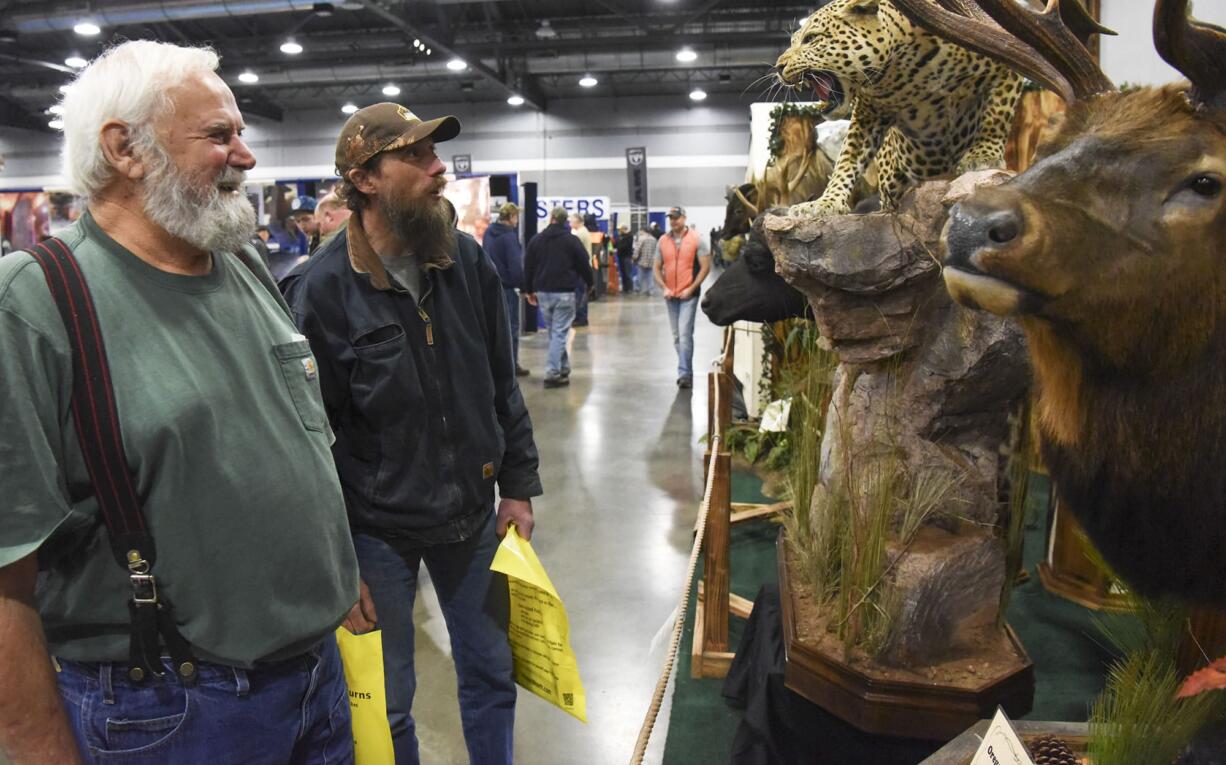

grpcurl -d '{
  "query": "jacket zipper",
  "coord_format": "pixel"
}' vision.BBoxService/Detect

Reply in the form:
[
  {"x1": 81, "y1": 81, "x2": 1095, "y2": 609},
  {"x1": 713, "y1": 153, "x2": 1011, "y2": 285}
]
[
  {"x1": 417, "y1": 305, "x2": 434, "y2": 346},
  {"x1": 416, "y1": 277, "x2": 435, "y2": 346}
]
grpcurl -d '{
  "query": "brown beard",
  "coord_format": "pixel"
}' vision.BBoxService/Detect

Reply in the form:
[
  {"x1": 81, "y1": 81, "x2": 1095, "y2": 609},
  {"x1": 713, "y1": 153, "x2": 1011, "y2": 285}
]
[{"x1": 378, "y1": 186, "x2": 454, "y2": 269}]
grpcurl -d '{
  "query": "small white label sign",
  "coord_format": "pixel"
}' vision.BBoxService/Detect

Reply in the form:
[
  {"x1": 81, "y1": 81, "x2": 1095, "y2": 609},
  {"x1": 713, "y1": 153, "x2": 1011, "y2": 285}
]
[{"x1": 970, "y1": 708, "x2": 1034, "y2": 765}]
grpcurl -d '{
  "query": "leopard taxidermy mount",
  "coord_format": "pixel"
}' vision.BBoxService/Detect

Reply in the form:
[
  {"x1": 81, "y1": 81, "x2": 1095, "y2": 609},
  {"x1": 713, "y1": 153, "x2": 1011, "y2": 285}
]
[{"x1": 775, "y1": 0, "x2": 1025, "y2": 216}]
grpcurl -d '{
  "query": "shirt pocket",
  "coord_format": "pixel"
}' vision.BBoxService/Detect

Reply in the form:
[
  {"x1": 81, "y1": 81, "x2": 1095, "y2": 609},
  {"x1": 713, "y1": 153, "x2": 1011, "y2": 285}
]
[{"x1": 273, "y1": 340, "x2": 328, "y2": 433}]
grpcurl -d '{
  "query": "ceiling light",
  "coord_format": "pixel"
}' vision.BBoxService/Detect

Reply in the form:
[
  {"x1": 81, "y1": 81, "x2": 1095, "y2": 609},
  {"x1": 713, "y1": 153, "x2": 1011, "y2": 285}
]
[
  {"x1": 507, "y1": 94, "x2": 525, "y2": 106},
  {"x1": 280, "y1": 39, "x2": 303, "y2": 55},
  {"x1": 59, "y1": 84, "x2": 73, "y2": 94},
  {"x1": 341, "y1": 103, "x2": 358, "y2": 114},
  {"x1": 460, "y1": 81, "x2": 474, "y2": 92},
  {"x1": 312, "y1": 2, "x2": 335, "y2": 16},
  {"x1": 535, "y1": 20, "x2": 557, "y2": 39},
  {"x1": 579, "y1": 74, "x2": 598, "y2": 88},
  {"x1": 0, "y1": 29, "x2": 18, "y2": 44},
  {"x1": 425, "y1": 48, "x2": 431, "y2": 55},
  {"x1": 689, "y1": 88, "x2": 707, "y2": 101},
  {"x1": 65, "y1": 55, "x2": 87, "y2": 68},
  {"x1": 413, "y1": 38, "x2": 420, "y2": 47},
  {"x1": 676, "y1": 47, "x2": 697, "y2": 63},
  {"x1": 238, "y1": 70, "x2": 259, "y2": 84},
  {"x1": 447, "y1": 58, "x2": 467, "y2": 72},
  {"x1": 47, "y1": 104, "x2": 64, "y2": 115},
  {"x1": 48, "y1": 118, "x2": 64, "y2": 130},
  {"x1": 73, "y1": 21, "x2": 101, "y2": 37},
  {"x1": 382, "y1": 83, "x2": 400, "y2": 96}
]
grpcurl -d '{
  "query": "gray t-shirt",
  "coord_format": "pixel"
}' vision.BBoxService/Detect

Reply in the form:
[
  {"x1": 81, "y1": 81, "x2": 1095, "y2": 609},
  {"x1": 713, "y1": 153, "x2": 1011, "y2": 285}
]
[
  {"x1": 0, "y1": 212, "x2": 358, "y2": 667},
  {"x1": 379, "y1": 252, "x2": 425, "y2": 303}
]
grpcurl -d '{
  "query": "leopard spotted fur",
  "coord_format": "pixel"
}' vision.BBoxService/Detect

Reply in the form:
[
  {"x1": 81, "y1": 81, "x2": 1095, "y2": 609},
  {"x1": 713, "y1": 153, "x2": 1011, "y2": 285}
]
[{"x1": 776, "y1": 0, "x2": 1023, "y2": 216}]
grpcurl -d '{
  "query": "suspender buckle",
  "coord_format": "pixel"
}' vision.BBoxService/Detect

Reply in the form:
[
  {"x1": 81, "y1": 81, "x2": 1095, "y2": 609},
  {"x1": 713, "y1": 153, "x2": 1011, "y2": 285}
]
[{"x1": 130, "y1": 573, "x2": 158, "y2": 604}]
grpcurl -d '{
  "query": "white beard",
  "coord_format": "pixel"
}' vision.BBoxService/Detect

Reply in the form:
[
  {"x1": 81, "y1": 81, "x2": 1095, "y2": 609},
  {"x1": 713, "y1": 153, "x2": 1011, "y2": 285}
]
[{"x1": 140, "y1": 144, "x2": 256, "y2": 253}]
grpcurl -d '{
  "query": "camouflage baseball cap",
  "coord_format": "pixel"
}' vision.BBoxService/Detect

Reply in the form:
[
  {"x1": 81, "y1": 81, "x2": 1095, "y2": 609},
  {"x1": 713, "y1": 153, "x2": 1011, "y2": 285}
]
[{"x1": 335, "y1": 102, "x2": 461, "y2": 176}]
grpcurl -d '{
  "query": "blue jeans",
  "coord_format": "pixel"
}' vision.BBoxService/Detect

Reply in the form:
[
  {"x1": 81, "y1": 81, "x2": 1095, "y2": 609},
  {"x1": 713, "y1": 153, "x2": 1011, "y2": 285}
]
[
  {"x1": 638, "y1": 266, "x2": 655, "y2": 296},
  {"x1": 537, "y1": 291, "x2": 575, "y2": 379},
  {"x1": 574, "y1": 282, "x2": 589, "y2": 324},
  {"x1": 666, "y1": 295, "x2": 700, "y2": 380},
  {"x1": 352, "y1": 510, "x2": 514, "y2": 765},
  {"x1": 502, "y1": 286, "x2": 521, "y2": 367},
  {"x1": 56, "y1": 638, "x2": 351, "y2": 764}
]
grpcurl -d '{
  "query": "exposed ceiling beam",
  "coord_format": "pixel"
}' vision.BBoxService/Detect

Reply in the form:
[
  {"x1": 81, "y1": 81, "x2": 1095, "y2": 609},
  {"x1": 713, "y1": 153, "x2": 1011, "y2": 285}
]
[
  {"x1": 670, "y1": 0, "x2": 728, "y2": 33},
  {"x1": 591, "y1": 0, "x2": 651, "y2": 35},
  {"x1": 234, "y1": 91, "x2": 285, "y2": 122},
  {"x1": 0, "y1": 93, "x2": 51, "y2": 132},
  {"x1": 353, "y1": 0, "x2": 542, "y2": 109}
]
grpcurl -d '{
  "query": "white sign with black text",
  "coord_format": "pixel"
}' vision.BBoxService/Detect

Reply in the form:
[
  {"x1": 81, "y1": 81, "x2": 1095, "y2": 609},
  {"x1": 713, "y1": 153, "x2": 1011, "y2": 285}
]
[
  {"x1": 970, "y1": 708, "x2": 1034, "y2": 765},
  {"x1": 534, "y1": 196, "x2": 610, "y2": 222}
]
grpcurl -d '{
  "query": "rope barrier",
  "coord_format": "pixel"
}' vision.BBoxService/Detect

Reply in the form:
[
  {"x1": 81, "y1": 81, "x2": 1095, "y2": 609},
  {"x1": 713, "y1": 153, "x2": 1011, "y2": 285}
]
[{"x1": 629, "y1": 358, "x2": 725, "y2": 764}]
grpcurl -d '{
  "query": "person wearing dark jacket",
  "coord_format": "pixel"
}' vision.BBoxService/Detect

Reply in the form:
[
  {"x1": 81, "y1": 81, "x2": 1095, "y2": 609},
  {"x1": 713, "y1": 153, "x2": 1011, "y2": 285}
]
[
  {"x1": 524, "y1": 206, "x2": 595, "y2": 388},
  {"x1": 482, "y1": 202, "x2": 530, "y2": 377},
  {"x1": 281, "y1": 102, "x2": 541, "y2": 765},
  {"x1": 615, "y1": 223, "x2": 635, "y2": 294}
]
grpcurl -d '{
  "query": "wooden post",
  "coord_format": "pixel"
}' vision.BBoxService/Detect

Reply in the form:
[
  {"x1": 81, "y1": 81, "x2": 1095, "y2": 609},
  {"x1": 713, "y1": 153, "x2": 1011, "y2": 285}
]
[
  {"x1": 691, "y1": 327, "x2": 745, "y2": 677},
  {"x1": 703, "y1": 451, "x2": 732, "y2": 653}
]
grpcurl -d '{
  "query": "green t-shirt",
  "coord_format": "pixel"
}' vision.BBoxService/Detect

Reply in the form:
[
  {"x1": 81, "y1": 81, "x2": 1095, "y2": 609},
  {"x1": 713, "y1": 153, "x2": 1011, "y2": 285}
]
[{"x1": 0, "y1": 212, "x2": 359, "y2": 668}]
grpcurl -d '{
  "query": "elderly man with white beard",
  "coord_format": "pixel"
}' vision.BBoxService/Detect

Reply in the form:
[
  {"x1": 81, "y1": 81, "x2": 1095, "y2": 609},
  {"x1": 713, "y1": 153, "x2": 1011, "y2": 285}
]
[{"x1": 0, "y1": 41, "x2": 360, "y2": 765}]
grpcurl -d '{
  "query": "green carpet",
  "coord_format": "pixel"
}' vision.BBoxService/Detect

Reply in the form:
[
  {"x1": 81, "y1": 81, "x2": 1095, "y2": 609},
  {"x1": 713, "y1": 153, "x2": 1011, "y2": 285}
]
[{"x1": 661, "y1": 470, "x2": 1119, "y2": 764}]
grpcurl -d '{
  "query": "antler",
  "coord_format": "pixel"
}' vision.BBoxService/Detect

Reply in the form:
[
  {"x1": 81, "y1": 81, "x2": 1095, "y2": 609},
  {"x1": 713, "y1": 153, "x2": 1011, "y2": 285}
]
[
  {"x1": 1154, "y1": 0, "x2": 1226, "y2": 110},
  {"x1": 892, "y1": 0, "x2": 1115, "y2": 103}
]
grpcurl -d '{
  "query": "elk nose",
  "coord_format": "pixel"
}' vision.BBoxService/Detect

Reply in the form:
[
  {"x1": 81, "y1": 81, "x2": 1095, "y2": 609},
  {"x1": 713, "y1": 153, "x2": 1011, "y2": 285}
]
[{"x1": 945, "y1": 203, "x2": 1023, "y2": 269}]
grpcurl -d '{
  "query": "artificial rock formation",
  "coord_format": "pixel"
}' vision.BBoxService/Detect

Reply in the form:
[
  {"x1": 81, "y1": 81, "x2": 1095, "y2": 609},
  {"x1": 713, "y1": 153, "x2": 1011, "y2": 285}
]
[{"x1": 765, "y1": 172, "x2": 1029, "y2": 666}]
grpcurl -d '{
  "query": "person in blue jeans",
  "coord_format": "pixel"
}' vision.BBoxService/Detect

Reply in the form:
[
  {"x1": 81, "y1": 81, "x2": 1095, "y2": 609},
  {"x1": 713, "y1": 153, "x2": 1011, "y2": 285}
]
[
  {"x1": 482, "y1": 202, "x2": 530, "y2": 377},
  {"x1": 524, "y1": 207, "x2": 595, "y2": 388},
  {"x1": 654, "y1": 206, "x2": 712, "y2": 388},
  {"x1": 282, "y1": 103, "x2": 543, "y2": 765}
]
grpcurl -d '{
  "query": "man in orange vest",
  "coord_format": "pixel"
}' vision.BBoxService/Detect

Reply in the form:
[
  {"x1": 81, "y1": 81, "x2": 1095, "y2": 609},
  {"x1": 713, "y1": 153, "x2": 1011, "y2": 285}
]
[{"x1": 653, "y1": 205, "x2": 711, "y2": 388}]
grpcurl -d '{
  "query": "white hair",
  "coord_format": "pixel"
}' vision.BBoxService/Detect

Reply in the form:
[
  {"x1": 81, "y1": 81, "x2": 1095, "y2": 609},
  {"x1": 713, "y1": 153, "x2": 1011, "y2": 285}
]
[{"x1": 61, "y1": 41, "x2": 220, "y2": 199}]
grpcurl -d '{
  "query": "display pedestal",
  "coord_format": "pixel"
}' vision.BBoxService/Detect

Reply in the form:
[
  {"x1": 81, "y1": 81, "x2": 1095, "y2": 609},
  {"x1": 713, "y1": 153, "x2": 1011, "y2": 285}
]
[
  {"x1": 1038, "y1": 500, "x2": 1131, "y2": 612},
  {"x1": 778, "y1": 533, "x2": 1035, "y2": 740}
]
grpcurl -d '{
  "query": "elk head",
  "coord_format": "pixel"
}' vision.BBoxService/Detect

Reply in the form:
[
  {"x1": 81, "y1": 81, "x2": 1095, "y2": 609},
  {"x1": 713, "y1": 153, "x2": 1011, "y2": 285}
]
[{"x1": 892, "y1": 0, "x2": 1226, "y2": 604}]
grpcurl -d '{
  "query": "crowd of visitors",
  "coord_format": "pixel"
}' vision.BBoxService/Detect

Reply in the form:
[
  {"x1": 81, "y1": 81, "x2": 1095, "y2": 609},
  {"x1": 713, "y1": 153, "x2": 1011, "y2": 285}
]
[{"x1": 0, "y1": 38, "x2": 715, "y2": 765}]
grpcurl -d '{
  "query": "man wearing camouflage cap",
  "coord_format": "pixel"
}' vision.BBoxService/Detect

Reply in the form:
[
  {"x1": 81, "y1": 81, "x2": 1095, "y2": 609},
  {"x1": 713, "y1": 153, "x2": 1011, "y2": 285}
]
[{"x1": 281, "y1": 103, "x2": 541, "y2": 765}]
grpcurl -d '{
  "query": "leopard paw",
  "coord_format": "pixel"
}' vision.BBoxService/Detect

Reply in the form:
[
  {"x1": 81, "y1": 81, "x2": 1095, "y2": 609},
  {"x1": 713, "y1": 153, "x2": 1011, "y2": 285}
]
[
  {"x1": 956, "y1": 153, "x2": 1005, "y2": 174},
  {"x1": 787, "y1": 199, "x2": 850, "y2": 219}
]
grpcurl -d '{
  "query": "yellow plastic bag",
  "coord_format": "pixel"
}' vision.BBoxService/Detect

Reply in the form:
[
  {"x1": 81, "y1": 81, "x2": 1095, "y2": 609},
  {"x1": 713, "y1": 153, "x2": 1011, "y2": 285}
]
[
  {"x1": 490, "y1": 526, "x2": 587, "y2": 722},
  {"x1": 334, "y1": 628, "x2": 396, "y2": 765}
]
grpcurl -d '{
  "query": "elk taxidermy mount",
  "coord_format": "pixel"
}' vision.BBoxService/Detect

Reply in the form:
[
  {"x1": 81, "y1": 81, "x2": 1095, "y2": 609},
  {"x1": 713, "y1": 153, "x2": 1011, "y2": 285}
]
[{"x1": 896, "y1": 0, "x2": 1226, "y2": 605}]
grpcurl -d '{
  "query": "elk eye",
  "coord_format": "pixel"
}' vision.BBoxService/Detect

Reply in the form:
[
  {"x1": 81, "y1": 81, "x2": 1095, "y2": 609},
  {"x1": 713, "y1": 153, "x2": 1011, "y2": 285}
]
[{"x1": 1190, "y1": 175, "x2": 1222, "y2": 198}]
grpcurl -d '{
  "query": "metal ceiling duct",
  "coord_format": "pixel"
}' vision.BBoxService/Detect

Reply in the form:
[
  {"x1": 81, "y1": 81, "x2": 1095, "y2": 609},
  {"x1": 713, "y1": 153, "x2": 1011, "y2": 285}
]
[{"x1": 10, "y1": 0, "x2": 322, "y2": 34}]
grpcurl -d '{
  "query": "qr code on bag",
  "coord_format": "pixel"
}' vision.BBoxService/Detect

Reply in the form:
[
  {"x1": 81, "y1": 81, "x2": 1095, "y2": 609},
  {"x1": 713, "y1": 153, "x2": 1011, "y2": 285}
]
[{"x1": 562, "y1": 693, "x2": 574, "y2": 707}]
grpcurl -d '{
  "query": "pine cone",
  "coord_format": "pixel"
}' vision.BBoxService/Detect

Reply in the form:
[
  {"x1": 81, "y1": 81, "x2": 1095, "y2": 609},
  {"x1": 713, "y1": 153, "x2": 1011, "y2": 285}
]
[{"x1": 1028, "y1": 735, "x2": 1078, "y2": 765}]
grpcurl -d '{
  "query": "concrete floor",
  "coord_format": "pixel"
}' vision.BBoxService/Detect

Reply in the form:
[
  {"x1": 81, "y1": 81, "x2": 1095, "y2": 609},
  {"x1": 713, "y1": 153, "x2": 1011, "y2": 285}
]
[{"x1": 409, "y1": 290, "x2": 724, "y2": 765}]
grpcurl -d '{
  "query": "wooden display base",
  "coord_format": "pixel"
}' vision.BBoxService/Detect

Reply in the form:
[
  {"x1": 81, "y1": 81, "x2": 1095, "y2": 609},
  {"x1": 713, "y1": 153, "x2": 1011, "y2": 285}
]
[
  {"x1": 779, "y1": 533, "x2": 1036, "y2": 740},
  {"x1": 1040, "y1": 502, "x2": 1132, "y2": 612},
  {"x1": 1037, "y1": 561, "x2": 1131, "y2": 612}
]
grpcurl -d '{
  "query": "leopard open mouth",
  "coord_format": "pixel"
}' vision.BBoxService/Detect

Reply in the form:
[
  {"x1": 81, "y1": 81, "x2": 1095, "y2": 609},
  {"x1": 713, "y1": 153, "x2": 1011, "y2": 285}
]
[{"x1": 806, "y1": 71, "x2": 845, "y2": 114}]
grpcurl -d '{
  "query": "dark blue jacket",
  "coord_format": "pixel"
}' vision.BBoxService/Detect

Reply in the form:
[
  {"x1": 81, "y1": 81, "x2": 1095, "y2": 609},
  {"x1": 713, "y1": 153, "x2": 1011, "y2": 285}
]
[
  {"x1": 482, "y1": 222, "x2": 524, "y2": 290},
  {"x1": 524, "y1": 223, "x2": 594, "y2": 293},
  {"x1": 280, "y1": 226, "x2": 542, "y2": 544}
]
